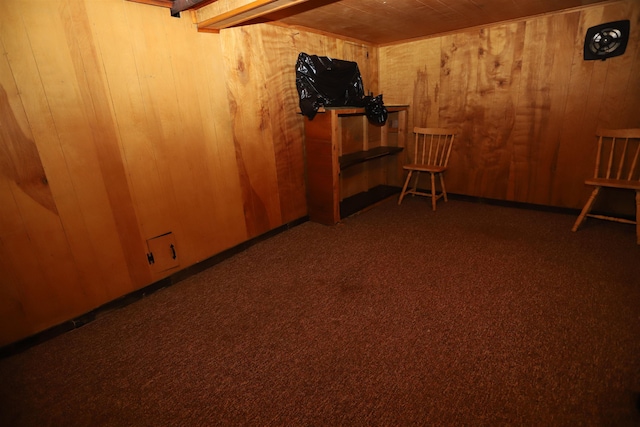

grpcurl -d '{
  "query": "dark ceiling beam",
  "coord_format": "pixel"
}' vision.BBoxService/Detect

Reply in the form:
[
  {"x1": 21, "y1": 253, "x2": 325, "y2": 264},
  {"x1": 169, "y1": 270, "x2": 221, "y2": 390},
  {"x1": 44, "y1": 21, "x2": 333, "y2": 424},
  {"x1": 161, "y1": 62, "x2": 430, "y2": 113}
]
[
  {"x1": 126, "y1": 0, "x2": 216, "y2": 17},
  {"x1": 171, "y1": 0, "x2": 215, "y2": 16}
]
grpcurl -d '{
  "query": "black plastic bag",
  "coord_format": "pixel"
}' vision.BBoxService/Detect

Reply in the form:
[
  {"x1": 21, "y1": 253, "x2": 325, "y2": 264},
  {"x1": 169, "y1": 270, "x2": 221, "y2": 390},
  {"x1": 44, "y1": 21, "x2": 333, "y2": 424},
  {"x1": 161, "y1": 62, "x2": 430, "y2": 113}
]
[
  {"x1": 295, "y1": 52, "x2": 365, "y2": 119},
  {"x1": 364, "y1": 94, "x2": 388, "y2": 126}
]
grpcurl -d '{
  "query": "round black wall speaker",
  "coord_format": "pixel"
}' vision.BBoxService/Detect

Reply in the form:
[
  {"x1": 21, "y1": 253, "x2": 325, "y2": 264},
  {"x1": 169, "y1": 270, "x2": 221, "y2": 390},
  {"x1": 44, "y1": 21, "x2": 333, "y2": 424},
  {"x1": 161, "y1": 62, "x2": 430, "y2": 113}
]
[{"x1": 583, "y1": 20, "x2": 630, "y2": 61}]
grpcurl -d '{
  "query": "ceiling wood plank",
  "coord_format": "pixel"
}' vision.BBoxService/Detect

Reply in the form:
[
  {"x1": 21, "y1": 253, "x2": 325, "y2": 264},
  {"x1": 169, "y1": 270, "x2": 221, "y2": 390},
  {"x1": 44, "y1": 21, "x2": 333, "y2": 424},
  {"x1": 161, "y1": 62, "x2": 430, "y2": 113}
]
[
  {"x1": 268, "y1": 0, "x2": 617, "y2": 45},
  {"x1": 128, "y1": 0, "x2": 618, "y2": 46}
]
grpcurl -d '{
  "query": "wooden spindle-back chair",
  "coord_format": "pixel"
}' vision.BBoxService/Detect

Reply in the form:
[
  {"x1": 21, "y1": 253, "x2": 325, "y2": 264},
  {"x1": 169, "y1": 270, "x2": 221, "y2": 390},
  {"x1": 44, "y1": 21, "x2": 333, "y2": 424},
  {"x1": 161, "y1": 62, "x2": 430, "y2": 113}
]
[
  {"x1": 398, "y1": 127, "x2": 456, "y2": 211},
  {"x1": 572, "y1": 127, "x2": 640, "y2": 244}
]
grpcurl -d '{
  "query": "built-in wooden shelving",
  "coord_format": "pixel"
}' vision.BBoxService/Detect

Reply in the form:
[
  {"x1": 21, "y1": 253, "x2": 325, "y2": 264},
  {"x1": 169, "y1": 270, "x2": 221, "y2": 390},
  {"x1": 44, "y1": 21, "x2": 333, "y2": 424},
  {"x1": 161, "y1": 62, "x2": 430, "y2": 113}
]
[{"x1": 303, "y1": 105, "x2": 409, "y2": 225}]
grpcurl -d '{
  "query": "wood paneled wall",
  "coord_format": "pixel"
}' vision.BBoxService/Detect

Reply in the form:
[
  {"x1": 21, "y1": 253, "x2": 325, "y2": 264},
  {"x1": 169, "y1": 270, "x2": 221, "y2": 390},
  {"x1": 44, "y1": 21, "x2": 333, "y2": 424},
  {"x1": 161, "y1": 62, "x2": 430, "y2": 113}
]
[
  {"x1": 219, "y1": 24, "x2": 376, "y2": 236},
  {"x1": 0, "y1": 0, "x2": 375, "y2": 346},
  {"x1": 1, "y1": 0, "x2": 638, "y2": 347},
  {"x1": 379, "y1": 0, "x2": 640, "y2": 211}
]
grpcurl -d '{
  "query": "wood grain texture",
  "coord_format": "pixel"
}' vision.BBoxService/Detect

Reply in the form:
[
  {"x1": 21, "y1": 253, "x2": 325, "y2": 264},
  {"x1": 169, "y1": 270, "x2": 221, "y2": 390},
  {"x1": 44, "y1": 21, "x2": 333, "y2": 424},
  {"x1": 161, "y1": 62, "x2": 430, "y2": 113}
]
[
  {"x1": 1, "y1": 4, "x2": 113, "y2": 316},
  {"x1": 222, "y1": 26, "x2": 284, "y2": 237},
  {"x1": 0, "y1": 84, "x2": 56, "y2": 215},
  {"x1": 270, "y1": 0, "x2": 614, "y2": 45},
  {"x1": 89, "y1": 0, "x2": 178, "y2": 244},
  {"x1": 0, "y1": 3, "x2": 106, "y2": 342},
  {"x1": 0, "y1": 0, "x2": 254, "y2": 345},
  {"x1": 63, "y1": 0, "x2": 151, "y2": 288},
  {"x1": 379, "y1": 0, "x2": 640, "y2": 209},
  {"x1": 256, "y1": 25, "x2": 308, "y2": 224},
  {"x1": 220, "y1": 23, "x2": 375, "y2": 235},
  {"x1": 304, "y1": 114, "x2": 339, "y2": 224},
  {"x1": 18, "y1": 0, "x2": 137, "y2": 303},
  {"x1": 1, "y1": 0, "x2": 638, "y2": 348}
]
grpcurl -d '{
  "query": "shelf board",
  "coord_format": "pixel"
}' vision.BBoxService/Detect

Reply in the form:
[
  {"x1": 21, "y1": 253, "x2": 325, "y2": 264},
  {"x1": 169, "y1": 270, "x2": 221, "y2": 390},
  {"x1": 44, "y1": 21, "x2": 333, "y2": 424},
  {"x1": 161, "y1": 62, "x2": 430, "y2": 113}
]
[
  {"x1": 340, "y1": 146, "x2": 403, "y2": 170},
  {"x1": 340, "y1": 185, "x2": 401, "y2": 219},
  {"x1": 315, "y1": 105, "x2": 410, "y2": 115}
]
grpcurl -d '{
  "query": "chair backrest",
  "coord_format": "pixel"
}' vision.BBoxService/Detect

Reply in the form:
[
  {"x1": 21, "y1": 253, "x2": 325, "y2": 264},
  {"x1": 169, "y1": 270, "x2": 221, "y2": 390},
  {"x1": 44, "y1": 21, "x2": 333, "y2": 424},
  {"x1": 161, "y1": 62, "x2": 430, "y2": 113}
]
[
  {"x1": 412, "y1": 127, "x2": 456, "y2": 167},
  {"x1": 592, "y1": 128, "x2": 640, "y2": 183}
]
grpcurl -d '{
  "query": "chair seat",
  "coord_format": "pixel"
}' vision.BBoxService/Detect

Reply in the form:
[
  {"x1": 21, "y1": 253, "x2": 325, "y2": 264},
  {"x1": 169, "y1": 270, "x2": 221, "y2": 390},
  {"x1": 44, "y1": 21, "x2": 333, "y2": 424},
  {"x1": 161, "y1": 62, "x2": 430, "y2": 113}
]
[
  {"x1": 585, "y1": 178, "x2": 640, "y2": 190},
  {"x1": 403, "y1": 164, "x2": 446, "y2": 173},
  {"x1": 572, "y1": 127, "x2": 640, "y2": 244}
]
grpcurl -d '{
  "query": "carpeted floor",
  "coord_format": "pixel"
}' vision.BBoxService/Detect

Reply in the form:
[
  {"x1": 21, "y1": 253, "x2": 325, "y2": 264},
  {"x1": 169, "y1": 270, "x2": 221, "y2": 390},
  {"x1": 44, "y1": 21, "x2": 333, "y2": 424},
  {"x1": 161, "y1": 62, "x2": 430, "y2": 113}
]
[{"x1": 1, "y1": 198, "x2": 639, "y2": 426}]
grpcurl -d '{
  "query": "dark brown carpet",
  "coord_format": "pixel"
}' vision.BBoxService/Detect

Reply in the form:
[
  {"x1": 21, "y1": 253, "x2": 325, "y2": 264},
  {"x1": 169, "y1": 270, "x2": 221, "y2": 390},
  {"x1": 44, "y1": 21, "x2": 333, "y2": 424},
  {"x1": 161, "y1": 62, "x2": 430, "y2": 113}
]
[{"x1": 1, "y1": 198, "x2": 639, "y2": 426}]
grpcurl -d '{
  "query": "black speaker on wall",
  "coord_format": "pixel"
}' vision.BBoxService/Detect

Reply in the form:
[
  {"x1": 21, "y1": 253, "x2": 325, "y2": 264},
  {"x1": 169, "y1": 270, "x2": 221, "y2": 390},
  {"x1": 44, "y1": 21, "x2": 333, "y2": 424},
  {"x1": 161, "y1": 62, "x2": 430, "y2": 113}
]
[{"x1": 583, "y1": 20, "x2": 630, "y2": 61}]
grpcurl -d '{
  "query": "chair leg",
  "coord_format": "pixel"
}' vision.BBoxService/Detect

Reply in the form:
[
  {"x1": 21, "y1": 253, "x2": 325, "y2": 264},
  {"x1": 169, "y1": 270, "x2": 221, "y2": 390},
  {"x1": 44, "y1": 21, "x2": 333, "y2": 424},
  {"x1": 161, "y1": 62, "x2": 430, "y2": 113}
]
[
  {"x1": 398, "y1": 171, "x2": 413, "y2": 205},
  {"x1": 439, "y1": 173, "x2": 448, "y2": 202},
  {"x1": 572, "y1": 187, "x2": 600, "y2": 232},
  {"x1": 636, "y1": 190, "x2": 640, "y2": 245},
  {"x1": 430, "y1": 172, "x2": 437, "y2": 211},
  {"x1": 411, "y1": 171, "x2": 421, "y2": 195}
]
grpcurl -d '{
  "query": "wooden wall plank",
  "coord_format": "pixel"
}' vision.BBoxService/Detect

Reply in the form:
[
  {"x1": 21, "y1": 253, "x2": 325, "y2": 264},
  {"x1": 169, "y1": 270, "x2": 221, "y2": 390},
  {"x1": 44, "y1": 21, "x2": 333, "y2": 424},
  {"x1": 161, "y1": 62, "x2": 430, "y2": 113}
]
[
  {"x1": 596, "y1": 1, "x2": 640, "y2": 129},
  {"x1": 0, "y1": 229, "x2": 62, "y2": 332},
  {"x1": 17, "y1": 1, "x2": 138, "y2": 298},
  {"x1": 378, "y1": 37, "x2": 441, "y2": 138},
  {"x1": 0, "y1": 84, "x2": 57, "y2": 215},
  {"x1": 63, "y1": 0, "x2": 151, "y2": 288},
  {"x1": 260, "y1": 25, "x2": 308, "y2": 224},
  {"x1": 0, "y1": 5, "x2": 111, "y2": 314},
  {"x1": 0, "y1": 84, "x2": 84, "y2": 333},
  {"x1": 0, "y1": 236, "x2": 30, "y2": 344},
  {"x1": 620, "y1": 8, "x2": 640, "y2": 127},
  {"x1": 120, "y1": 4, "x2": 192, "y2": 262},
  {"x1": 222, "y1": 26, "x2": 283, "y2": 237},
  {"x1": 0, "y1": 80, "x2": 87, "y2": 320},
  {"x1": 163, "y1": 13, "x2": 231, "y2": 260},
  {"x1": 0, "y1": 174, "x2": 35, "y2": 344},
  {"x1": 508, "y1": 12, "x2": 580, "y2": 204},
  {"x1": 87, "y1": 0, "x2": 178, "y2": 244},
  {"x1": 553, "y1": 6, "x2": 607, "y2": 208},
  {"x1": 0, "y1": 7, "x2": 110, "y2": 344},
  {"x1": 122, "y1": 2, "x2": 248, "y2": 265},
  {"x1": 472, "y1": 23, "x2": 525, "y2": 200},
  {"x1": 124, "y1": 3, "x2": 204, "y2": 265},
  {"x1": 191, "y1": 32, "x2": 249, "y2": 253}
]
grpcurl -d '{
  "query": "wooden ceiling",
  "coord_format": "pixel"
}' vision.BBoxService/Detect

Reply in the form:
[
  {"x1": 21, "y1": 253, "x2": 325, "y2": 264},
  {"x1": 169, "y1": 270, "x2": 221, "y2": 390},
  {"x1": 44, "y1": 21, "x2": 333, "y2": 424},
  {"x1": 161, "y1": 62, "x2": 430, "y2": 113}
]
[{"x1": 136, "y1": 0, "x2": 616, "y2": 45}]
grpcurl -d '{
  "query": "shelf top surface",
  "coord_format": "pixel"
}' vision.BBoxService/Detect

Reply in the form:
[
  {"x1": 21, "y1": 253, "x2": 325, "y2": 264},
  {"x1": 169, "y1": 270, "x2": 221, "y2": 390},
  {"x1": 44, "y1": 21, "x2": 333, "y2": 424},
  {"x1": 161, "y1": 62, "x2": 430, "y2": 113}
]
[{"x1": 316, "y1": 105, "x2": 409, "y2": 114}]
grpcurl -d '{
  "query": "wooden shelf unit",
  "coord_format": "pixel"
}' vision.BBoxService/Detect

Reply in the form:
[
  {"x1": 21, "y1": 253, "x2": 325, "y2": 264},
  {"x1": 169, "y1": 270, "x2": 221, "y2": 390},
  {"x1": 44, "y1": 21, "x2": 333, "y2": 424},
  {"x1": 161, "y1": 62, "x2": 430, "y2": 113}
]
[{"x1": 304, "y1": 105, "x2": 409, "y2": 225}]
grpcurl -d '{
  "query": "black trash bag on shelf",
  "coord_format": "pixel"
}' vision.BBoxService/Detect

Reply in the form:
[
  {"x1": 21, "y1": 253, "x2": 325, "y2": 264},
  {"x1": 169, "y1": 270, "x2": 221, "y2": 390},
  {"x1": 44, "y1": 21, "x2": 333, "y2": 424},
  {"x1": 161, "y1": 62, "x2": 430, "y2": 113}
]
[
  {"x1": 295, "y1": 52, "x2": 365, "y2": 120},
  {"x1": 364, "y1": 94, "x2": 388, "y2": 126}
]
